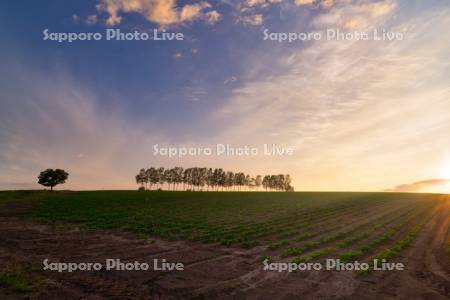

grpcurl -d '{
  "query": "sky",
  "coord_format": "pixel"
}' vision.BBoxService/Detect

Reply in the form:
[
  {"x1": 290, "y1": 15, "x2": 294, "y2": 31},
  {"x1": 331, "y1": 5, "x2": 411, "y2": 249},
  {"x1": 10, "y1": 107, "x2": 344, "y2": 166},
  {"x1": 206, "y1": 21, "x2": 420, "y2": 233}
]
[{"x1": 0, "y1": 0, "x2": 449, "y2": 193}]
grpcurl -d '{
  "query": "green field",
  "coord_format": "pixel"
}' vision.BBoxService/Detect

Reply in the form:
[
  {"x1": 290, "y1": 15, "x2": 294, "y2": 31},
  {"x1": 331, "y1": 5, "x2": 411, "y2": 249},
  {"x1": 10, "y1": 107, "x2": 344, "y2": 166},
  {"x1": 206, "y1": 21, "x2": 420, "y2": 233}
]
[{"x1": 1, "y1": 191, "x2": 446, "y2": 265}]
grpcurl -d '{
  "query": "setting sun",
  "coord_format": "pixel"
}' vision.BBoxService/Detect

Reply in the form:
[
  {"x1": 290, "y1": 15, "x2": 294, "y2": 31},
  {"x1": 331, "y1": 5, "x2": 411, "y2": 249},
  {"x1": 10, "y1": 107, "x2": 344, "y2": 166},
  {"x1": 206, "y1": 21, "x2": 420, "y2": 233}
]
[{"x1": 439, "y1": 160, "x2": 450, "y2": 194}]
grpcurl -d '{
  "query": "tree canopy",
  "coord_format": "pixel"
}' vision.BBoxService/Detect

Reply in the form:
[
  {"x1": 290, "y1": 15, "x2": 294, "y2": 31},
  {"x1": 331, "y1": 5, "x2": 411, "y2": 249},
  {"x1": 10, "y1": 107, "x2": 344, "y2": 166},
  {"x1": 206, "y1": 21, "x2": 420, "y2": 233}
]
[
  {"x1": 136, "y1": 167, "x2": 293, "y2": 192},
  {"x1": 38, "y1": 169, "x2": 69, "y2": 191}
]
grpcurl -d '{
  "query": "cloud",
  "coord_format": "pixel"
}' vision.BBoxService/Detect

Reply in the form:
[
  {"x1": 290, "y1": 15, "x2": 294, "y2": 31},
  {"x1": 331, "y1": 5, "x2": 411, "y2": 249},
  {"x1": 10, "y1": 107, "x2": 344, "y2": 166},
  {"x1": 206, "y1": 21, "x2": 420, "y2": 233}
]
[
  {"x1": 295, "y1": 0, "x2": 335, "y2": 8},
  {"x1": 72, "y1": 14, "x2": 80, "y2": 23},
  {"x1": 369, "y1": 0, "x2": 396, "y2": 17},
  {"x1": 96, "y1": 0, "x2": 220, "y2": 27},
  {"x1": 224, "y1": 76, "x2": 237, "y2": 85},
  {"x1": 295, "y1": 0, "x2": 315, "y2": 6},
  {"x1": 244, "y1": 0, "x2": 282, "y2": 8},
  {"x1": 85, "y1": 14, "x2": 99, "y2": 25},
  {"x1": 386, "y1": 179, "x2": 450, "y2": 192},
  {"x1": 180, "y1": 2, "x2": 210, "y2": 22},
  {"x1": 312, "y1": 0, "x2": 397, "y2": 29},
  {"x1": 295, "y1": 0, "x2": 396, "y2": 14},
  {"x1": 246, "y1": 0, "x2": 267, "y2": 7},
  {"x1": 232, "y1": 0, "x2": 393, "y2": 30},
  {"x1": 204, "y1": 10, "x2": 221, "y2": 24},
  {"x1": 234, "y1": 0, "x2": 282, "y2": 21},
  {"x1": 238, "y1": 14, "x2": 263, "y2": 26},
  {"x1": 181, "y1": 82, "x2": 208, "y2": 102}
]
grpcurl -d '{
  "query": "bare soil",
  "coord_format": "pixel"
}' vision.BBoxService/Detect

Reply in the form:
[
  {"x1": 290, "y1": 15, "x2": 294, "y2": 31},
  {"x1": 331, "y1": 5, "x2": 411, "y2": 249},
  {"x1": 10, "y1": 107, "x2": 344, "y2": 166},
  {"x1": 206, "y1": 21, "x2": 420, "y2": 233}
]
[{"x1": 0, "y1": 200, "x2": 449, "y2": 299}]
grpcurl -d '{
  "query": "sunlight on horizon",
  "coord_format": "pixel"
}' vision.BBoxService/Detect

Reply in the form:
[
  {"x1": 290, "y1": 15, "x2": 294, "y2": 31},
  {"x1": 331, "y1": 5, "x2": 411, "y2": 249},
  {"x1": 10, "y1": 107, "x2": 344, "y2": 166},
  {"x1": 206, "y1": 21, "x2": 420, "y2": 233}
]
[
  {"x1": 419, "y1": 187, "x2": 450, "y2": 194},
  {"x1": 439, "y1": 160, "x2": 450, "y2": 180}
]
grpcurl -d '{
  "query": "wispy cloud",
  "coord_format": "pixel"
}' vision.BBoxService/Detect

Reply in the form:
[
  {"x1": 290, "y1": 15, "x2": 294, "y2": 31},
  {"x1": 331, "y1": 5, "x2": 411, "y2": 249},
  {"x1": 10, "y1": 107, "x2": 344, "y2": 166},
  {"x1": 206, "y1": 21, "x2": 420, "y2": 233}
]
[
  {"x1": 312, "y1": 0, "x2": 397, "y2": 29},
  {"x1": 386, "y1": 179, "x2": 450, "y2": 193},
  {"x1": 207, "y1": 0, "x2": 450, "y2": 191},
  {"x1": 237, "y1": 14, "x2": 263, "y2": 26},
  {"x1": 0, "y1": 59, "x2": 167, "y2": 190}
]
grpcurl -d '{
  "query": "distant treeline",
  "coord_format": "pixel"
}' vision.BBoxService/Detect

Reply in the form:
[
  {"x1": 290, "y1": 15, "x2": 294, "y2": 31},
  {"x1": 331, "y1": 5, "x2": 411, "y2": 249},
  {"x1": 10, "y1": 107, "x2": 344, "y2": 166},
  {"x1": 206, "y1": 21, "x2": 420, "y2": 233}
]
[{"x1": 135, "y1": 167, "x2": 294, "y2": 192}]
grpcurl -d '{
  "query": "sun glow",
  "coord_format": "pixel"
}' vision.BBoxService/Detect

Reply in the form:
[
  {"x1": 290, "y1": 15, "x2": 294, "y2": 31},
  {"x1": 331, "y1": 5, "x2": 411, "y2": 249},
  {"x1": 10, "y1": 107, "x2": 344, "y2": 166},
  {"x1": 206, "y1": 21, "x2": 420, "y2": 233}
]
[
  {"x1": 436, "y1": 160, "x2": 450, "y2": 194},
  {"x1": 439, "y1": 160, "x2": 450, "y2": 180}
]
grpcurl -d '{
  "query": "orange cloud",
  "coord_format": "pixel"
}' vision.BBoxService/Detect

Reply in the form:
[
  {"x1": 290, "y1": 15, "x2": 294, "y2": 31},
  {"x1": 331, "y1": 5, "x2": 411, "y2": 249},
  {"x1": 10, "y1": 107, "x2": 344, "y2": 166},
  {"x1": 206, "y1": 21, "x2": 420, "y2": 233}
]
[
  {"x1": 295, "y1": 0, "x2": 335, "y2": 8},
  {"x1": 246, "y1": 0, "x2": 267, "y2": 7},
  {"x1": 97, "y1": 0, "x2": 220, "y2": 27},
  {"x1": 295, "y1": 0, "x2": 315, "y2": 6},
  {"x1": 369, "y1": 0, "x2": 396, "y2": 17},
  {"x1": 238, "y1": 14, "x2": 263, "y2": 26},
  {"x1": 386, "y1": 179, "x2": 450, "y2": 192},
  {"x1": 312, "y1": 0, "x2": 397, "y2": 29}
]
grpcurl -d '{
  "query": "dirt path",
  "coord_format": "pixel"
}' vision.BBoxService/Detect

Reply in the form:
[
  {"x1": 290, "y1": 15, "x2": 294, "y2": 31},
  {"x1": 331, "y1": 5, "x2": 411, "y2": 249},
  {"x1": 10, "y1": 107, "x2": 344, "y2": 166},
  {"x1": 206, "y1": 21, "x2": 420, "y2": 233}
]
[
  {"x1": 0, "y1": 199, "x2": 449, "y2": 299},
  {"x1": 348, "y1": 201, "x2": 450, "y2": 300}
]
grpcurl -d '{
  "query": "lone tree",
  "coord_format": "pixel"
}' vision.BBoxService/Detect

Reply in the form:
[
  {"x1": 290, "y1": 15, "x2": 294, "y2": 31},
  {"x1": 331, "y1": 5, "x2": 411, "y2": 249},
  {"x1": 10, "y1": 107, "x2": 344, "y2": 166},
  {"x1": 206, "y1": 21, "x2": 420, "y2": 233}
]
[{"x1": 38, "y1": 169, "x2": 69, "y2": 191}]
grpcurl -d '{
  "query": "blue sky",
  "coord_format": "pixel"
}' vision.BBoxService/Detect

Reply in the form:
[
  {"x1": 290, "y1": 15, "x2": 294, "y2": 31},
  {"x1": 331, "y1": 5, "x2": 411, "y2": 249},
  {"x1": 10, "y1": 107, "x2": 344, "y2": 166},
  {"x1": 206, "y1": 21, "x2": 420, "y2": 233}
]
[
  {"x1": 1, "y1": 0, "x2": 450, "y2": 192},
  {"x1": 1, "y1": 1, "x2": 312, "y2": 138}
]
